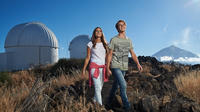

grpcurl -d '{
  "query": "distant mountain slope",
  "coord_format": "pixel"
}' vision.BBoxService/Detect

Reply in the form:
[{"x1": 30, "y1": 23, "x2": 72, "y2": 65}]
[
  {"x1": 153, "y1": 45, "x2": 198, "y2": 59},
  {"x1": 152, "y1": 45, "x2": 200, "y2": 64}
]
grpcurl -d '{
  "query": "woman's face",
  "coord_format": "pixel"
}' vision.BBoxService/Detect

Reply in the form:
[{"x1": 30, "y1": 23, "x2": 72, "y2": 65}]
[{"x1": 95, "y1": 28, "x2": 102, "y2": 38}]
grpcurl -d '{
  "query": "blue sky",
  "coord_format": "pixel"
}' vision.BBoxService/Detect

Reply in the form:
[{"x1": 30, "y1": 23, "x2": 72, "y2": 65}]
[{"x1": 0, "y1": 0, "x2": 200, "y2": 58}]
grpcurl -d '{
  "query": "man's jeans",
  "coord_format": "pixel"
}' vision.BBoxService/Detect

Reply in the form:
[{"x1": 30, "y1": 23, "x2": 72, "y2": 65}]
[
  {"x1": 91, "y1": 68, "x2": 104, "y2": 105},
  {"x1": 108, "y1": 68, "x2": 130, "y2": 109}
]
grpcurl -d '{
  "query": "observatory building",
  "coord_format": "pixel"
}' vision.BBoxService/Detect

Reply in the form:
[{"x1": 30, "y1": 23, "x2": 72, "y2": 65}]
[
  {"x1": 0, "y1": 22, "x2": 59, "y2": 71},
  {"x1": 69, "y1": 35, "x2": 90, "y2": 59}
]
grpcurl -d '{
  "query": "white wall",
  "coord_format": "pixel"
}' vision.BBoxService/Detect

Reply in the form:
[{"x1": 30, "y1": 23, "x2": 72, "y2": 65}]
[
  {"x1": 5, "y1": 52, "x2": 14, "y2": 71},
  {"x1": 5, "y1": 46, "x2": 58, "y2": 71},
  {"x1": 40, "y1": 47, "x2": 58, "y2": 65},
  {"x1": 6, "y1": 47, "x2": 39, "y2": 70},
  {"x1": 0, "y1": 53, "x2": 7, "y2": 71}
]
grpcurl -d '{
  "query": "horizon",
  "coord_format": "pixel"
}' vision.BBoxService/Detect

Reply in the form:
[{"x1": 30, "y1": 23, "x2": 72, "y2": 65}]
[{"x1": 0, "y1": 0, "x2": 200, "y2": 59}]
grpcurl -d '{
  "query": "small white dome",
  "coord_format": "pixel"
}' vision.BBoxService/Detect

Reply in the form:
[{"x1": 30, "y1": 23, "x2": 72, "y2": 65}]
[
  {"x1": 69, "y1": 35, "x2": 90, "y2": 59},
  {"x1": 69, "y1": 35, "x2": 90, "y2": 51},
  {"x1": 4, "y1": 22, "x2": 58, "y2": 48}
]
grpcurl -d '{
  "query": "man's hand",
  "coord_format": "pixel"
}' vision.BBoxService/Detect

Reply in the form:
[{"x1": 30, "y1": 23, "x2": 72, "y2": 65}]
[
  {"x1": 129, "y1": 49, "x2": 143, "y2": 73},
  {"x1": 137, "y1": 64, "x2": 143, "y2": 72}
]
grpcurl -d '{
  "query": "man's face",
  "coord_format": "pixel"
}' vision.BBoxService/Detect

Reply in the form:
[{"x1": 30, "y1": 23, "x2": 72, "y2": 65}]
[{"x1": 118, "y1": 21, "x2": 126, "y2": 32}]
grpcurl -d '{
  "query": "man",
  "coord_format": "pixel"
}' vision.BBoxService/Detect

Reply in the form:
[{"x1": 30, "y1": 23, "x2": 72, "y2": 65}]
[{"x1": 106, "y1": 20, "x2": 143, "y2": 111}]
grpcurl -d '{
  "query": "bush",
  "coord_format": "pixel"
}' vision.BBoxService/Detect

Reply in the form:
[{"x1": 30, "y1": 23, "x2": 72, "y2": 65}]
[
  {"x1": 50, "y1": 58, "x2": 84, "y2": 76},
  {"x1": 0, "y1": 72, "x2": 12, "y2": 85},
  {"x1": 174, "y1": 71, "x2": 200, "y2": 104}
]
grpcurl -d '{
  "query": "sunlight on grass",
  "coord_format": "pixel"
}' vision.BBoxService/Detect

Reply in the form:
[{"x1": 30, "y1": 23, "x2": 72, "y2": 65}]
[{"x1": 174, "y1": 71, "x2": 200, "y2": 104}]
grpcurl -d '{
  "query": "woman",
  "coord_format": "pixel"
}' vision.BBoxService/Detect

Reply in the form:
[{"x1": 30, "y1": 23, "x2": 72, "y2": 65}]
[{"x1": 82, "y1": 27, "x2": 108, "y2": 105}]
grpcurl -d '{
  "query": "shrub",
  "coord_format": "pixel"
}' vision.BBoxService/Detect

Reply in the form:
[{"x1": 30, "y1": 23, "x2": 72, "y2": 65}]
[
  {"x1": 174, "y1": 71, "x2": 200, "y2": 104},
  {"x1": 0, "y1": 72, "x2": 12, "y2": 86},
  {"x1": 50, "y1": 58, "x2": 84, "y2": 76}
]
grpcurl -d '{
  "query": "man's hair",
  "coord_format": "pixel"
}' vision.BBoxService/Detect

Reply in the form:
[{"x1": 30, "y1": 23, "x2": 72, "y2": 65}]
[{"x1": 115, "y1": 20, "x2": 126, "y2": 32}]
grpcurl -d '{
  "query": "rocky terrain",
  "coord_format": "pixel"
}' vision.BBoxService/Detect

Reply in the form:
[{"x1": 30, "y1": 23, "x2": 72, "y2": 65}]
[
  {"x1": 0, "y1": 56, "x2": 200, "y2": 112},
  {"x1": 46, "y1": 56, "x2": 200, "y2": 112}
]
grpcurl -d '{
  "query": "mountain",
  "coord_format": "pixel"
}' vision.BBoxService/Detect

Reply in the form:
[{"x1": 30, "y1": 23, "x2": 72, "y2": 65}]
[{"x1": 152, "y1": 45, "x2": 200, "y2": 64}]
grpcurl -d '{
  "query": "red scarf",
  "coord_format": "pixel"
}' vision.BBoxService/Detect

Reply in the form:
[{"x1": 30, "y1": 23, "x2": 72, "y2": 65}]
[{"x1": 89, "y1": 62, "x2": 108, "y2": 87}]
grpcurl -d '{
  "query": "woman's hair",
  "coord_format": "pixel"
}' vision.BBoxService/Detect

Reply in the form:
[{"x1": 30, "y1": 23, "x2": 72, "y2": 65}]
[
  {"x1": 115, "y1": 20, "x2": 126, "y2": 32},
  {"x1": 91, "y1": 27, "x2": 108, "y2": 53}
]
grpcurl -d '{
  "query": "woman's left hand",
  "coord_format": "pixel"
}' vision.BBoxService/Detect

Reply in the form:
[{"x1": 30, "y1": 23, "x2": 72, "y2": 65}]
[{"x1": 82, "y1": 69, "x2": 86, "y2": 76}]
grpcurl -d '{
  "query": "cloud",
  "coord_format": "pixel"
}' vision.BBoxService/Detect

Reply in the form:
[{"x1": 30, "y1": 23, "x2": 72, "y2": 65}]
[
  {"x1": 172, "y1": 27, "x2": 191, "y2": 46},
  {"x1": 59, "y1": 47, "x2": 65, "y2": 50},
  {"x1": 160, "y1": 56, "x2": 173, "y2": 61},
  {"x1": 163, "y1": 24, "x2": 168, "y2": 32},
  {"x1": 184, "y1": 0, "x2": 200, "y2": 8},
  {"x1": 182, "y1": 27, "x2": 190, "y2": 44},
  {"x1": 160, "y1": 56, "x2": 200, "y2": 64},
  {"x1": 172, "y1": 27, "x2": 200, "y2": 47},
  {"x1": 172, "y1": 41, "x2": 179, "y2": 46},
  {"x1": 174, "y1": 57, "x2": 200, "y2": 64},
  {"x1": 172, "y1": 27, "x2": 200, "y2": 57}
]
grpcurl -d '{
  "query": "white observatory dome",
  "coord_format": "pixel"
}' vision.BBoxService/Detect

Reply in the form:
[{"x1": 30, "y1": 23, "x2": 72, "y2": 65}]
[
  {"x1": 69, "y1": 35, "x2": 90, "y2": 59},
  {"x1": 2, "y1": 22, "x2": 59, "y2": 71},
  {"x1": 4, "y1": 22, "x2": 58, "y2": 48}
]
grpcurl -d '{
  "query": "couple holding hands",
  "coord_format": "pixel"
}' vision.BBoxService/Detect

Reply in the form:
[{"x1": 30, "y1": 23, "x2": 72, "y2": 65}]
[{"x1": 82, "y1": 20, "x2": 143, "y2": 111}]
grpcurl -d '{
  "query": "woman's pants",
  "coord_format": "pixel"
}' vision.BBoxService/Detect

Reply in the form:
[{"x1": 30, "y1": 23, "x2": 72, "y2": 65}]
[{"x1": 91, "y1": 68, "x2": 104, "y2": 105}]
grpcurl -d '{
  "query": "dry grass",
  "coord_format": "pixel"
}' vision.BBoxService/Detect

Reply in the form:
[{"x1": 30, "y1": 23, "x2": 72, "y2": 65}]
[
  {"x1": 159, "y1": 64, "x2": 175, "y2": 72},
  {"x1": 0, "y1": 80, "x2": 30, "y2": 112},
  {"x1": 11, "y1": 70, "x2": 35, "y2": 87},
  {"x1": 0, "y1": 69, "x2": 106, "y2": 112},
  {"x1": 51, "y1": 70, "x2": 88, "y2": 87},
  {"x1": 174, "y1": 71, "x2": 200, "y2": 104},
  {"x1": 0, "y1": 71, "x2": 35, "y2": 112}
]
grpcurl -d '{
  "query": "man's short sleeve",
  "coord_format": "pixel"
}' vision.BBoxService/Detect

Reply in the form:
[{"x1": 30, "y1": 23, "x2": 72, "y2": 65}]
[
  {"x1": 87, "y1": 41, "x2": 93, "y2": 49},
  {"x1": 108, "y1": 38, "x2": 115, "y2": 50},
  {"x1": 129, "y1": 39, "x2": 133, "y2": 50}
]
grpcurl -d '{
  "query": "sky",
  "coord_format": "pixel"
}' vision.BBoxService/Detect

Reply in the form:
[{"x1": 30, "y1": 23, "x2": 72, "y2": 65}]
[{"x1": 0, "y1": 0, "x2": 200, "y2": 59}]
